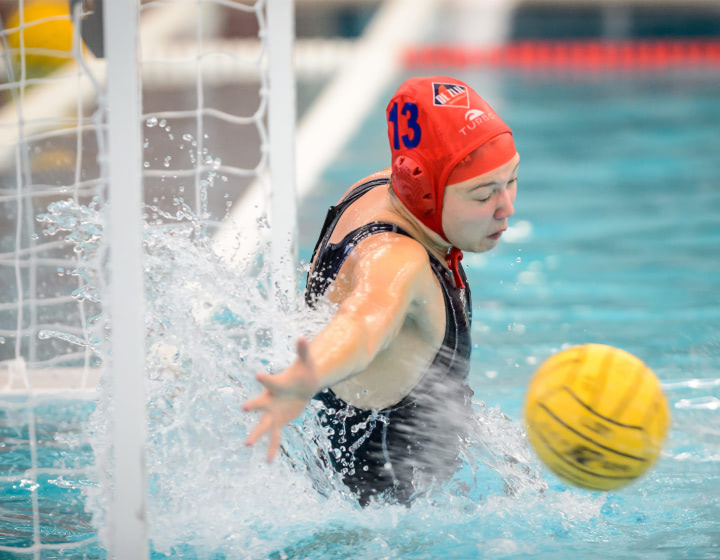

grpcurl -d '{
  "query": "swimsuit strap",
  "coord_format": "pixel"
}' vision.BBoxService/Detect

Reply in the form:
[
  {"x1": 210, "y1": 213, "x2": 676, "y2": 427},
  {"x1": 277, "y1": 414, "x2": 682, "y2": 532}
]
[
  {"x1": 307, "y1": 178, "x2": 390, "y2": 269},
  {"x1": 306, "y1": 221, "x2": 415, "y2": 303}
]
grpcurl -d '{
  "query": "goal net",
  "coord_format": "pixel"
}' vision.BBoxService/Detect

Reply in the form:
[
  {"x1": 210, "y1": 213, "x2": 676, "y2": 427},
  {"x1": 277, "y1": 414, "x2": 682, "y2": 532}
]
[{"x1": 0, "y1": 0, "x2": 293, "y2": 556}]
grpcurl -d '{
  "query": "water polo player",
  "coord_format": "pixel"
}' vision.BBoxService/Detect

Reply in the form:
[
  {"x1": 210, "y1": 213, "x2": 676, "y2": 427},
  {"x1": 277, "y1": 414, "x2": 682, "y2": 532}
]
[{"x1": 244, "y1": 76, "x2": 519, "y2": 506}]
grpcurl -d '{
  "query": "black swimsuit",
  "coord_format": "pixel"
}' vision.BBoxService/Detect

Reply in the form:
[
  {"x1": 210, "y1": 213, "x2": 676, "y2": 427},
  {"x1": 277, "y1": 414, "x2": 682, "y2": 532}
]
[{"x1": 306, "y1": 178, "x2": 473, "y2": 506}]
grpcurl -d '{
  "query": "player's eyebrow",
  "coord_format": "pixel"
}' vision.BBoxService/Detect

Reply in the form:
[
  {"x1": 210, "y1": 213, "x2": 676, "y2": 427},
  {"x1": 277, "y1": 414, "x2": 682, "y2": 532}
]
[
  {"x1": 468, "y1": 181, "x2": 496, "y2": 192},
  {"x1": 467, "y1": 162, "x2": 520, "y2": 192}
]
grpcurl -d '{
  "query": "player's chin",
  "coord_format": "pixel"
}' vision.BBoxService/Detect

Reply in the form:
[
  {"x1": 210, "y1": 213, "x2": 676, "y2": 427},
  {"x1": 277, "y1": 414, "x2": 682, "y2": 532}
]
[
  {"x1": 449, "y1": 231, "x2": 499, "y2": 253},
  {"x1": 459, "y1": 238, "x2": 498, "y2": 253},
  {"x1": 467, "y1": 236, "x2": 499, "y2": 253}
]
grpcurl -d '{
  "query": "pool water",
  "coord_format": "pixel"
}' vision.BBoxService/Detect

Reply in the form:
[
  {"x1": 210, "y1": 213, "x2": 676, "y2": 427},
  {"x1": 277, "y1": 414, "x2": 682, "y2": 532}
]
[{"x1": 2, "y1": 69, "x2": 720, "y2": 558}]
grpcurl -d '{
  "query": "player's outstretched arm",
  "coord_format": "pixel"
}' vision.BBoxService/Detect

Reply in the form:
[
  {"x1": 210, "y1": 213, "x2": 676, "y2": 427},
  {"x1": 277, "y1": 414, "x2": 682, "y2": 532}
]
[{"x1": 243, "y1": 233, "x2": 433, "y2": 462}]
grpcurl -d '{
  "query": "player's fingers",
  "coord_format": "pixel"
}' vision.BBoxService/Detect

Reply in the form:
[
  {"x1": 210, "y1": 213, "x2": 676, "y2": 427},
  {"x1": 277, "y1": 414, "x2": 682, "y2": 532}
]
[
  {"x1": 242, "y1": 390, "x2": 270, "y2": 412},
  {"x1": 256, "y1": 372, "x2": 282, "y2": 392},
  {"x1": 245, "y1": 414, "x2": 272, "y2": 447},
  {"x1": 267, "y1": 427, "x2": 282, "y2": 463}
]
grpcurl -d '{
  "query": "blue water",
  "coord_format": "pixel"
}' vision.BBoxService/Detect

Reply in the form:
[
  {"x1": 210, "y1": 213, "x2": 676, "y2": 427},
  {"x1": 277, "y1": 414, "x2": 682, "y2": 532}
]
[{"x1": 2, "y1": 70, "x2": 720, "y2": 558}]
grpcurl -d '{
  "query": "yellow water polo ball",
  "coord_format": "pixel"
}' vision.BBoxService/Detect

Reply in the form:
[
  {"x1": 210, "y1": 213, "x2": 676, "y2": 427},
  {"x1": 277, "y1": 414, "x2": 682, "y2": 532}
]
[
  {"x1": 524, "y1": 344, "x2": 670, "y2": 491},
  {"x1": 7, "y1": 0, "x2": 75, "y2": 72}
]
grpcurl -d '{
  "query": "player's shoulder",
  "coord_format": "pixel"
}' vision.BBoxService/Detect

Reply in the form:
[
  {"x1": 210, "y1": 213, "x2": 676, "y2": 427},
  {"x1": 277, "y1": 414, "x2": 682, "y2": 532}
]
[
  {"x1": 349, "y1": 229, "x2": 431, "y2": 275},
  {"x1": 338, "y1": 168, "x2": 392, "y2": 201},
  {"x1": 346, "y1": 232, "x2": 439, "y2": 308}
]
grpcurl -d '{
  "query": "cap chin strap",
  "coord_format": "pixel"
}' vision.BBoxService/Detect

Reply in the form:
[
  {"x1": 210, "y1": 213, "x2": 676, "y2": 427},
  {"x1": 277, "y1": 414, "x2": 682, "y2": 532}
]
[{"x1": 446, "y1": 247, "x2": 465, "y2": 290}]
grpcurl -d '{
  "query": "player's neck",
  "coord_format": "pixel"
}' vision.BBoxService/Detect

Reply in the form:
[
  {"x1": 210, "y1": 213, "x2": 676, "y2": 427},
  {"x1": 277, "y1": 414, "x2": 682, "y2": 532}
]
[{"x1": 386, "y1": 186, "x2": 452, "y2": 266}]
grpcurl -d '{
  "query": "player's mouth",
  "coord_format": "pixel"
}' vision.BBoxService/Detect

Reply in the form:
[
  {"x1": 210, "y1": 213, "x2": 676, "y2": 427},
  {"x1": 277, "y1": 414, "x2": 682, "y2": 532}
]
[{"x1": 487, "y1": 228, "x2": 506, "y2": 240}]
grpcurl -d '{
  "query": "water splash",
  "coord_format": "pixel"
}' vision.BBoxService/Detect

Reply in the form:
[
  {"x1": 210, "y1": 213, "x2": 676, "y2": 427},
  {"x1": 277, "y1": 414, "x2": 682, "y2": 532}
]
[
  {"x1": 36, "y1": 197, "x2": 106, "y2": 355},
  {"x1": 89, "y1": 214, "x2": 552, "y2": 556},
  {"x1": 33, "y1": 192, "x2": 559, "y2": 557},
  {"x1": 36, "y1": 152, "x2": 557, "y2": 559},
  {"x1": 36, "y1": 197, "x2": 104, "y2": 260},
  {"x1": 38, "y1": 329, "x2": 98, "y2": 351}
]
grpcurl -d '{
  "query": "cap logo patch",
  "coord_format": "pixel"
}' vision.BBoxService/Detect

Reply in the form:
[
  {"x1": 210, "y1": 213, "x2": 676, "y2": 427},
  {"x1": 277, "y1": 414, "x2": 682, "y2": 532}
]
[
  {"x1": 432, "y1": 83, "x2": 469, "y2": 108},
  {"x1": 459, "y1": 108, "x2": 496, "y2": 135},
  {"x1": 465, "y1": 109, "x2": 485, "y2": 121}
]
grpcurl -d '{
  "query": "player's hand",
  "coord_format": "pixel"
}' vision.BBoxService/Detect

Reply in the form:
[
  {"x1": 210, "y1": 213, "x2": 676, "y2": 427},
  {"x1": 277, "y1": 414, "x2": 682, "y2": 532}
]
[{"x1": 243, "y1": 338, "x2": 319, "y2": 462}]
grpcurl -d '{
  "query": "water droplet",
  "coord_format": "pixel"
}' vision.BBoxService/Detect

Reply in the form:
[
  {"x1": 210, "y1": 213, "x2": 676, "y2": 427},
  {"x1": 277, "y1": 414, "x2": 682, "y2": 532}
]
[
  {"x1": 159, "y1": 119, "x2": 167, "y2": 127},
  {"x1": 144, "y1": 161, "x2": 150, "y2": 168},
  {"x1": 163, "y1": 156, "x2": 172, "y2": 168},
  {"x1": 143, "y1": 139, "x2": 150, "y2": 148},
  {"x1": 182, "y1": 133, "x2": 193, "y2": 142},
  {"x1": 38, "y1": 330, "x2": 51, "y2": 340},
  {"x1": 57, "y1": 267, "x2": 65, "y2": 276},
  {"x1": 516, "y1": 257, "x2": 522, "y2": 263},
  {"x1": 30, "y1": 233, "x2": 39, "y2": 240},
  {"x1": 0, "y1": 337, "x2": 5, "y2": 344},
  {"x1": 146, "y1": 117, "x2": 159, "y2": 127},
  {"x1": 86, "y1": 313, "x2": 102, "y2": 327}
]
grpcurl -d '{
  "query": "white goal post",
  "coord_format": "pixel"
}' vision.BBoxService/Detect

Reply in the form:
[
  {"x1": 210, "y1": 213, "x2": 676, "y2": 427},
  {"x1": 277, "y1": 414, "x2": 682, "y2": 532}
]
[{"x1": 103, "y1": 0, "x2": 147, "y2": 557}]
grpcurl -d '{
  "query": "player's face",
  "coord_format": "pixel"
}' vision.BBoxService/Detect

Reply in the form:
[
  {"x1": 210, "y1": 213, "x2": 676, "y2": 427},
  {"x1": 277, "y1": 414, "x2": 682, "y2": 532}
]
[{"x1": 441, "y1": 153, "x2": 520, "y2": 253}]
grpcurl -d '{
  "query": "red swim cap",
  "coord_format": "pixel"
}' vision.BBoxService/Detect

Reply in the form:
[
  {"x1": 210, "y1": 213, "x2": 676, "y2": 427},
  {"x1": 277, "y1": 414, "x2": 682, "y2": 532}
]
[{"x1": 387, "y1": 76, "x2": 516, "y2": 241}]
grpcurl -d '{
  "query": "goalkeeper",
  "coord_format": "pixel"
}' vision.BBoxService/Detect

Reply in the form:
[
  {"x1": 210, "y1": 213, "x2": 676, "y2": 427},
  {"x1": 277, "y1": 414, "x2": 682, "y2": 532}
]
[{"x1": 244, "y1": 76, "x2": 519, "y2": 506}]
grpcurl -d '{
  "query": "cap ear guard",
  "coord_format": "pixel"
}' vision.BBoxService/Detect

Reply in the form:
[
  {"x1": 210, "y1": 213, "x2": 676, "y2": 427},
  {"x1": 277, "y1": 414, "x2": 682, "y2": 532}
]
[{"x1": 391, "y1": 155, "x2": 436, "y2": 219}]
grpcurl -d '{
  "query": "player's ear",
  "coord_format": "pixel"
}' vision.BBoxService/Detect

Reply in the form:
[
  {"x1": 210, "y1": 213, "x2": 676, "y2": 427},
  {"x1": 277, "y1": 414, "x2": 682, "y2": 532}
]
[{"x1": 392, "y1": 155, "x2": 435, "y2": 219}]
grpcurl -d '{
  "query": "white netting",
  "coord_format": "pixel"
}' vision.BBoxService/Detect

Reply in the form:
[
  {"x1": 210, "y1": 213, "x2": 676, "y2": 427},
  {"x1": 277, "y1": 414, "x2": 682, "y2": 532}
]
[
  {"x1": 140, "y1": 0, "x2": 268, "y2": 231},
  {"x1": 0, "y1": 0, "x2": 275, "y2": 555}
]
